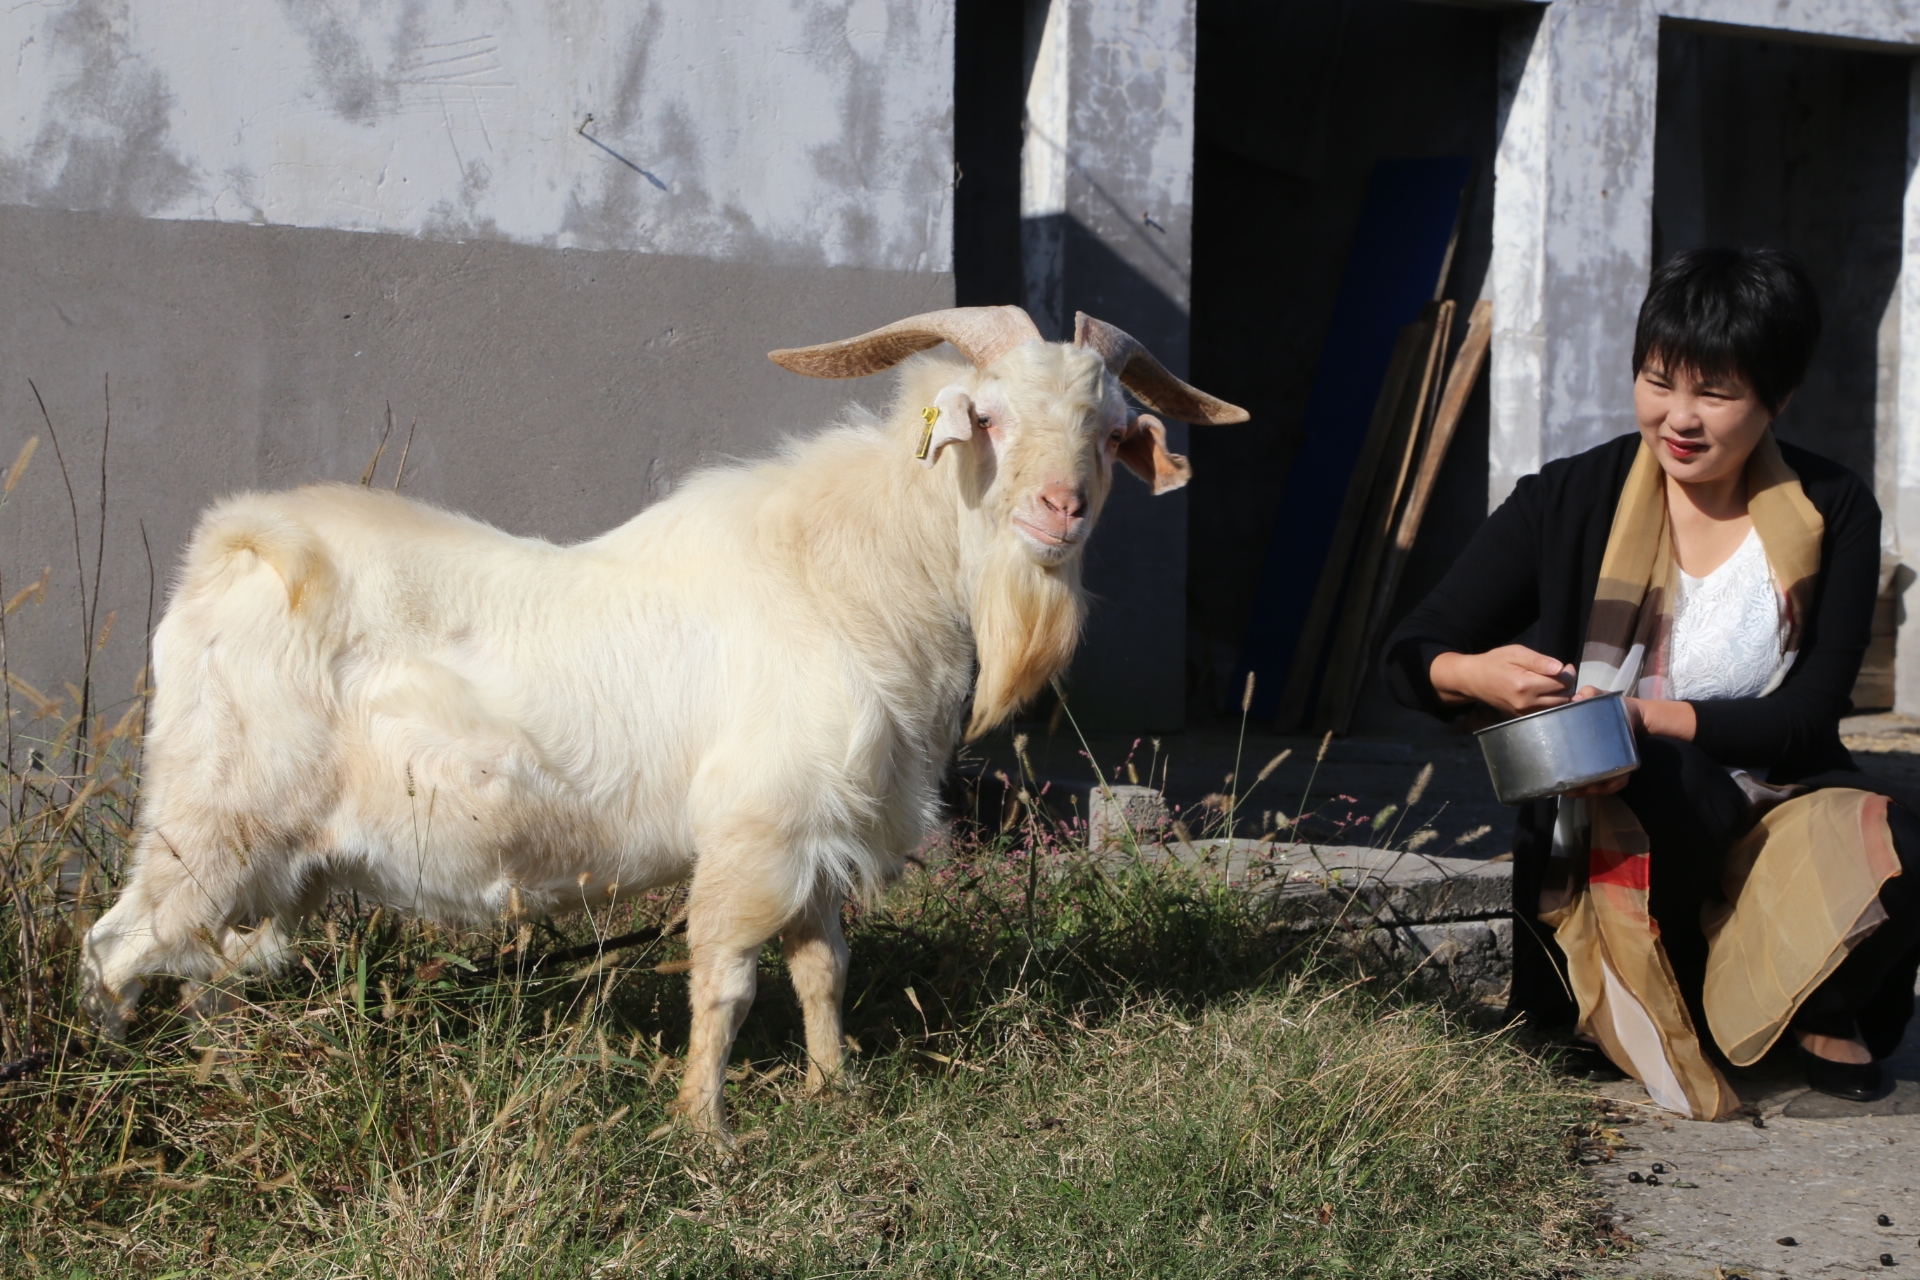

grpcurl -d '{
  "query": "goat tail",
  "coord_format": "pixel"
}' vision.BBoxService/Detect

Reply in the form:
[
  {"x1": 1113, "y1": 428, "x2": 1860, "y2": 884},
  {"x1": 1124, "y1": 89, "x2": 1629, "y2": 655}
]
[{"x1": 181, "y1": 500, "x2": 335, "y2": 616}]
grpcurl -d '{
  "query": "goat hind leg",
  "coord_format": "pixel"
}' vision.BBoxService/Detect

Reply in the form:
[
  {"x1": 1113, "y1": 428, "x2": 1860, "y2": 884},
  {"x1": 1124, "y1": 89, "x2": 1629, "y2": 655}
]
[
  {"x1": 781, "y1": 892, "x2": 851, "y2": 1094},
  {"x1": 672, "y1": 887, "x2": 786, "y2": 1144}
]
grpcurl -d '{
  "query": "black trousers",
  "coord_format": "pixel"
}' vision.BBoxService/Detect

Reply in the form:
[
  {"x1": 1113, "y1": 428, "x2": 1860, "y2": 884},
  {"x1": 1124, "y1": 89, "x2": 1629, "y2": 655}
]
[{"x1": 1617, "y1": 737, "x2": 1920, "y2": 1060}]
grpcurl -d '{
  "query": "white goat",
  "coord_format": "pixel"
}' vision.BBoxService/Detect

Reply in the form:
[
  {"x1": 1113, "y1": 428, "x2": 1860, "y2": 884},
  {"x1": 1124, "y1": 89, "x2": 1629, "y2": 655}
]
[{"x1": 80, "y1": 307, "x2": 1246, "y2": 1138}]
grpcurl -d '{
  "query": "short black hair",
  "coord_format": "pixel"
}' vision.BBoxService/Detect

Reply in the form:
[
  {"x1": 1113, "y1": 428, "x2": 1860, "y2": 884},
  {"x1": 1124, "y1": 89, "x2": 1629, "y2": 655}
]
[{"x1": 1632, "y1": 247, "x2": 1821, "y2": 414}]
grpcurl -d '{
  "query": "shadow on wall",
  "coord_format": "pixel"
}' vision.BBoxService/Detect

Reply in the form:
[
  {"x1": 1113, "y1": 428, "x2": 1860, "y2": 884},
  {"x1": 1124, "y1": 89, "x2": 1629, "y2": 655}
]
[{"x1": 1033, "y1": 214, "x2": 1197, "y2": 734}]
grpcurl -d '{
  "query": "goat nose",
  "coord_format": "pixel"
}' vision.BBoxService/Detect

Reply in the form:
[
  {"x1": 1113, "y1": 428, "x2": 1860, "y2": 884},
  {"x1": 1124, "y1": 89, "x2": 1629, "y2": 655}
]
[{"x1": 1039, "y1": 483, "x2": 1085, "y2": 519}]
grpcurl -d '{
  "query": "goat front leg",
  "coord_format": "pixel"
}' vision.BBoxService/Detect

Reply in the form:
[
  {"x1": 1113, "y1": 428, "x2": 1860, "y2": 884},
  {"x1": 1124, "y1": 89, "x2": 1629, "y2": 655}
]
[{"x1": 782, "y1": 892, "x2": 850, "y2": 1094}]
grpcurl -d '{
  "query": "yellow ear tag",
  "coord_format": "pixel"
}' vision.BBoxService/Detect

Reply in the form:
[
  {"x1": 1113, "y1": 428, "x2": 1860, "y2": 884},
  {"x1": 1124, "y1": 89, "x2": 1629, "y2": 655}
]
[{"x1": 916, "y1": 405, "x2": 940, "y2": 460}]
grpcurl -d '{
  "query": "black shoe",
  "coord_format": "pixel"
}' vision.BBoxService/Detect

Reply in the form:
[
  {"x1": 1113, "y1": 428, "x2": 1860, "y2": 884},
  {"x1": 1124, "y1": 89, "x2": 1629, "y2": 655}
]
[
  {"x1": 1561, "y1": 1040, "x2": 1626, "y2": 1082},
  {"x1": 1797, "y1": 1045, "x2": 1882, "y2": 1102}
]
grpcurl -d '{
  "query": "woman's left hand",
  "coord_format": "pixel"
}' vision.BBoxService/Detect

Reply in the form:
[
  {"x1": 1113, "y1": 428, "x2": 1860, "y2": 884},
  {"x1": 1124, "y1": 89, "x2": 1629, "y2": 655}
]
[{"x1": 1570, "y1": 686, "x2": 1693, "y2": 739}]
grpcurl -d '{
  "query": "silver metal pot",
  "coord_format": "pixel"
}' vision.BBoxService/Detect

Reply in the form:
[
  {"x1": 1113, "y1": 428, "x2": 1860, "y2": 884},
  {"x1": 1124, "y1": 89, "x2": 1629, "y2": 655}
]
[{"x1": 1472, "y1": 693, "x2": 1640, "y2": 805}]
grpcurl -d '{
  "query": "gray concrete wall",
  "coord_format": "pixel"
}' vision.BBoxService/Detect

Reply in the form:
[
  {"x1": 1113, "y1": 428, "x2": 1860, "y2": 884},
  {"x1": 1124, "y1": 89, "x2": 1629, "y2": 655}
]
[
  {"x1": 0, "y1": 0, "x2": 966, "y2": 726},
  {"x1": 0, "y1": 205, "x2": 949, "y2": 709},
  {"x1": 0, "y1": 0, "x2": 1213, "y2": 736},
  {"x1": 0, "y1": 0, "x2": 955, "y2": 268}
]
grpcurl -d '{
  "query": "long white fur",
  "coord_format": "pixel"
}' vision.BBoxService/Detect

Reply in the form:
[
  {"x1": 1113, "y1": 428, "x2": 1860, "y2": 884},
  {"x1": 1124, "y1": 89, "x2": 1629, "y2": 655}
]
[{"x1": 81, "y1": 341, "x2": 1156, "y2": 1137}]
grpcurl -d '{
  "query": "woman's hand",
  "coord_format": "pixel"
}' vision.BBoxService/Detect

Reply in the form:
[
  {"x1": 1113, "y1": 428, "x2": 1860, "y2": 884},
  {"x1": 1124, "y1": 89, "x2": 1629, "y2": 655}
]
[{"x1": 1430, "y1": 646, "x2": 1575, "y2": 718}]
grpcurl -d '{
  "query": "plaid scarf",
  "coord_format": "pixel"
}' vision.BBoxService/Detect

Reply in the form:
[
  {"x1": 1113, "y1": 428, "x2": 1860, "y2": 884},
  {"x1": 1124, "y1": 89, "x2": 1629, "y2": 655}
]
[
  {"x1": 1540, "y1": 431, "x2": 1897, "y2": 1120},
  {"x1": 1575, "y1": 429, "x2": 1822, "y2": 701}
]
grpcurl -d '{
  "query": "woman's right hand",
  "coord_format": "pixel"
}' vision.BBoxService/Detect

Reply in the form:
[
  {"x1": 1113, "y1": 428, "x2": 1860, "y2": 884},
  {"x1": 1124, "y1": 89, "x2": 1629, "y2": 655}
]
[{"x1": 1429, "y1": 646, "x2": 1577, "y2": 719}]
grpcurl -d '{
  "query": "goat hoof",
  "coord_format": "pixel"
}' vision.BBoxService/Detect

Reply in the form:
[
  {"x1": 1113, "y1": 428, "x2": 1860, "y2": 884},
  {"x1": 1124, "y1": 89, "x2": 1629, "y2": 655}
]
[
  {"x1": 80, "y1": 995, "x2": 132, "y2": 1044},
  {"x1": 804, "y1": 1065, "x2": 858, "y2": 1097},
  {"x1": 666, "y1": 1099, "x2": 735, "y2": 1152}
]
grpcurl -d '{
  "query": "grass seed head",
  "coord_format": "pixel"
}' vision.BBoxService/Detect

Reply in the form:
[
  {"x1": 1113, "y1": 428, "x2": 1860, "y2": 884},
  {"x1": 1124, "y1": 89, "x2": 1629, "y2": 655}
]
[{"x1": 3, "y1": 435, "x2": 38, "y2": 493}]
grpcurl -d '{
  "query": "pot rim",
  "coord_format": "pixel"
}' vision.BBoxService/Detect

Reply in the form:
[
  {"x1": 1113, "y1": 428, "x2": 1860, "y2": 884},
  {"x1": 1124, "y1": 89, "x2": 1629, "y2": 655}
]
[{"x1": 1470, "y1": 690, "x2": 1626, "y2": 738}]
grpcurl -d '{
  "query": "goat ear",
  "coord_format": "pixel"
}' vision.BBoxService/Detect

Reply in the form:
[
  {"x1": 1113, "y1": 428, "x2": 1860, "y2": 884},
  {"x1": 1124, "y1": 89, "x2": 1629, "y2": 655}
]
[
  {"x1": 1116, "y1": 414, "x2": 1191, "y2": 495},
  {"x1": 919, "y1": 387, "x2": 977, "y2": 468}
]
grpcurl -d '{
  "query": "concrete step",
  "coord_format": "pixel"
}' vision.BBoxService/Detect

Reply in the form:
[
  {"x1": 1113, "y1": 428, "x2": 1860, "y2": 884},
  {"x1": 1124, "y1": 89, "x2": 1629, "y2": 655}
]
[{"x1": 1108, "y1": 835, "x2": 1516, "y2": 1003}]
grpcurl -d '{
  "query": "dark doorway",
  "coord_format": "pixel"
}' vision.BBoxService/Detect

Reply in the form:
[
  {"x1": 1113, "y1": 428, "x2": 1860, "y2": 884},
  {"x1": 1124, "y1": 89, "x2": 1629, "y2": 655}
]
[
  {"x1": 1186, "y1": 0, "x2": 1502, "y2": 729},
  {"x1": 1654, "y1": 24, "x2": 1909, "y2": 487}
]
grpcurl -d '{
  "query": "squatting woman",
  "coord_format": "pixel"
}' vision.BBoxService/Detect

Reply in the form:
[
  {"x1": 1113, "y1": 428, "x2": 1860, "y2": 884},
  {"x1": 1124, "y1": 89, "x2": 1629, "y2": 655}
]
[{"x1": 1385, "y1": 248, "x2": 1920, "y2": 1113}]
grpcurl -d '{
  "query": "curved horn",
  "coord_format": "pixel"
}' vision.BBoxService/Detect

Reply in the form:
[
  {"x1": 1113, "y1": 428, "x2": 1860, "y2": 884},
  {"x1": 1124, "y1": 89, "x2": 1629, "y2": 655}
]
[
  {"x1": 1073, "y1": 313, "x2": 1250, "y2": 425},
  {"x1": 769, "y1": 305, "x2": 1042, "y2": 378}
]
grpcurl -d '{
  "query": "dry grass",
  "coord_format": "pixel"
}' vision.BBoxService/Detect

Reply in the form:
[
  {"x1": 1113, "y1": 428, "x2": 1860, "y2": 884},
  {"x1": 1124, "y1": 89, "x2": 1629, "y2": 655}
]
[
  {"x1": 0, "y1": 733, "x2": 1603, "y2": 1277},
  {"x1": 0, "y1": 409, "x2": 1604, "y2": 1277}
]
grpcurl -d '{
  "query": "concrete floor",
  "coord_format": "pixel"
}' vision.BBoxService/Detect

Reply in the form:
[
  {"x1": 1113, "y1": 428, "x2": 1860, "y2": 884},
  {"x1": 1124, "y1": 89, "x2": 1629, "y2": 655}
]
[
  {"x1": 966, "y1": 719, "x2": 1512, "y2": 852},
  {"x1": 1587, "y1": 1017, "x2": 1920, "y2": 1279}
]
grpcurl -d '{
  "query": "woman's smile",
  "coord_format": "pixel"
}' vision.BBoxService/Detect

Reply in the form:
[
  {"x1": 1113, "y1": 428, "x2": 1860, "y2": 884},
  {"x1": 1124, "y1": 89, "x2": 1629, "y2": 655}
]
[{"x1": 1634, "y1": 358, "x2": 1779, "y2": 499}]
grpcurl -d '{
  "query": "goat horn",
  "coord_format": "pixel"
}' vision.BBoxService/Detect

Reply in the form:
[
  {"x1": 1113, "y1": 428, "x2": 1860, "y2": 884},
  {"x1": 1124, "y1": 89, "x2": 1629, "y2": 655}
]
[
  {"x1": 769, "y1": 305, "x2": 1043, "y2": 378},
  {"x1": 1072, "y1": 313, "x2": 1250, "y2": 425}
]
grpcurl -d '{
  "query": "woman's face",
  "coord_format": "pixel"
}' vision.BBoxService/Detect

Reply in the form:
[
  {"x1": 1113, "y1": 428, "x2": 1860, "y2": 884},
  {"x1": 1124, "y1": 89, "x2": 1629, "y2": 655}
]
[{"x1": 1633, "y1": 356, "x2": 1778, "y2": 488}]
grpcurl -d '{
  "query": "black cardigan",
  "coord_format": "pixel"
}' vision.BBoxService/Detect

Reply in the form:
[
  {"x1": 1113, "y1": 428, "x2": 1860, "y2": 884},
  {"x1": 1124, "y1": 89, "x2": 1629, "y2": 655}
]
[
  {"x1": 1383, "y1": 431, "x2": 1880, "y2": 781},
  {"x1": 1383, "y1": 432, "x2": 1882, "y2": 1020}
]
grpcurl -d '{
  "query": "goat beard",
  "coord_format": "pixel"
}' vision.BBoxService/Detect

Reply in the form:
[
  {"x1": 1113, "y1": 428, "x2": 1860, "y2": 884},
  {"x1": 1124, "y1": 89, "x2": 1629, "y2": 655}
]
[{"x1": 965, "y1": 540, "x2": 1085, "y2": 740}]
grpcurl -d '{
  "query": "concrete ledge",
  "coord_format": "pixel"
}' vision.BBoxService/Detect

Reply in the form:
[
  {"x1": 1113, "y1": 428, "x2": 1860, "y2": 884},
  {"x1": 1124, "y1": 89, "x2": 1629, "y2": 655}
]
[
  {"x1": 1122, "y1": 838, "x2": 1516, "y2": 1001},
  {"x1": 1130, "y1": 838, "x2": 1514, "y2": 924},
  {"x1": 944, "y1": 775, "x2": 1520, "y2": 1001}
]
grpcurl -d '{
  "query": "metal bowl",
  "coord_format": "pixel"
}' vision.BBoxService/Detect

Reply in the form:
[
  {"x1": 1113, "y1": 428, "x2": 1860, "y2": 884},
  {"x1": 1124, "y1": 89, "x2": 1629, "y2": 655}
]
[{"x1": 1472, "y1": 693, "x2": 1640, "y2": 805}]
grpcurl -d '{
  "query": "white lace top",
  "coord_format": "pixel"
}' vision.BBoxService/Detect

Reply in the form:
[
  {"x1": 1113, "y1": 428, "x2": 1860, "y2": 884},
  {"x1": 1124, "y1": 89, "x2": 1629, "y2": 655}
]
[{"x1": 1667, "y1": 527, "x2": 1788, "y2": 702}]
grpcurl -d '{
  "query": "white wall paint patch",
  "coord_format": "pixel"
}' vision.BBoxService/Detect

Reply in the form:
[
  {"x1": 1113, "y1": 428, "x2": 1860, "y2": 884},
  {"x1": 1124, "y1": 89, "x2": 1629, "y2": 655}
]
[{"x1": 0, "y1": 0, "x2": 954, "y2": 272}]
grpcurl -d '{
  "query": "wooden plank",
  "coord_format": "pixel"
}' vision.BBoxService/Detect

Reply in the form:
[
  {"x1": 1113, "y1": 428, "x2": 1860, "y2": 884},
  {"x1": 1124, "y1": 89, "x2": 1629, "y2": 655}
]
[
  {"x1": 1272, "y1": 317, "x2": 1432, "y2": 730},
  {"x1": 1312, "y1": 299, "x2": 1455, "y2": 732},
  {"x1": 1332, "y1": 299, "x2": 1495, "y2": 735}
]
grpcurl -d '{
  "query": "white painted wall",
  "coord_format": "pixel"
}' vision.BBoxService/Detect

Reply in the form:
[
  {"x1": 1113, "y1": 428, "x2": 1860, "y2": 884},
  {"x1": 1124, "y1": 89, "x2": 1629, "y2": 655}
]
[
  {"x1": 0, "y1": 0, "x2": 954, "y2": 272},
  {"x1": 1892, "y1": 63, "x2": 1920, "y2": 712},
  {"x1": 1491, "y1": 1, "x2": 1659, "y2": 509},
  {"x1": 1660, "y1": 0, "x2": 1920, "y2": 49}
]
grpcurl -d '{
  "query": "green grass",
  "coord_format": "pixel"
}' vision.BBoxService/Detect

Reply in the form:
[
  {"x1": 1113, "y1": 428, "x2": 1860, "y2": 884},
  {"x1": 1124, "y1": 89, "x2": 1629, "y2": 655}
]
[{"x1": 0, "y1": 768, "x2": 1603, "y2": 1278}]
